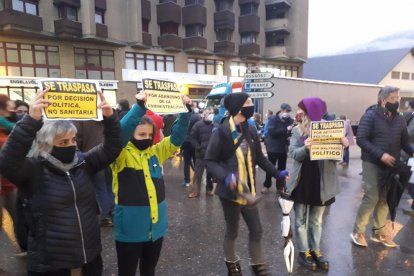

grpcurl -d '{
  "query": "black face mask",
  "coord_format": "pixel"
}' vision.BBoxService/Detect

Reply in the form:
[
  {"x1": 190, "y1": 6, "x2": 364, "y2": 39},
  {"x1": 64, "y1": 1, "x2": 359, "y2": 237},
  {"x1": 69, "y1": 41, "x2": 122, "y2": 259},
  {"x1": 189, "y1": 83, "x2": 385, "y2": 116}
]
[
  {"x1": 50, "y1": 145, "x2": 76, "y2": 164},
  {"x1": 385, "y1": 102, "x2": 399, "y2": 113},
  {"x1": 131, "y1": 138, "x2": 152, "y2": 150},
  {"x1": 6, "y1": 113, "x2": 17, "y2": 123},
  {"x1": 16, "y1": 114, "x2": 25, "y2": 121},
  {"x1": 240, "y1": 106, "x2": 254, "y2": 119}
]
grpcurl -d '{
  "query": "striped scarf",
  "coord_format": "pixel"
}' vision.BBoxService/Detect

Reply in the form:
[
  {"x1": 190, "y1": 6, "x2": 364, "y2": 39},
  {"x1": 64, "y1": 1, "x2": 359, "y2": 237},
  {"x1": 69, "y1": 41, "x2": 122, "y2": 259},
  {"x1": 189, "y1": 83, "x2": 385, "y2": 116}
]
[{"x1": 229, "y1": 117, "x2": 256, "y2": 205}]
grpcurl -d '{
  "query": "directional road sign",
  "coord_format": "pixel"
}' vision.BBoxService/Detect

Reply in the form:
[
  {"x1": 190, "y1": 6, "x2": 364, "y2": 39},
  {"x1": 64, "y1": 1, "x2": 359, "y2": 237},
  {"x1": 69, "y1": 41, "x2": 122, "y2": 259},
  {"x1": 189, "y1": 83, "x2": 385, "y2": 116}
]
[
  {"x1": 244, "y1": 72, "x2": 273, "y2": 80},
  {"x1": 246, "y1": 91, "x2": 274, "y2": 99},
  {"x1": 245, "y1": 81, "x2": 274, "y2": 90}
]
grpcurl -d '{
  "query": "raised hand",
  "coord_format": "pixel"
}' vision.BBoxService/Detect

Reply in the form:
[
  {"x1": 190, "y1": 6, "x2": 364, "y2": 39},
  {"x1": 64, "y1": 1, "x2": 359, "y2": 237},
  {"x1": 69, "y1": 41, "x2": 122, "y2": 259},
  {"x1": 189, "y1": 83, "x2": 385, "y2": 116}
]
[
  {"x1": 30, "y1": 89, "x2": 51, "y2": 121},
  {"x1": 136, "y1": 90, "x2": 147, "y2": 102},
  {"x1": 181, "y1": 95, "x2": 192, "y2": 106},
  {"x1": 98, "y1": 91, "x2": 113, "y2": 118}
]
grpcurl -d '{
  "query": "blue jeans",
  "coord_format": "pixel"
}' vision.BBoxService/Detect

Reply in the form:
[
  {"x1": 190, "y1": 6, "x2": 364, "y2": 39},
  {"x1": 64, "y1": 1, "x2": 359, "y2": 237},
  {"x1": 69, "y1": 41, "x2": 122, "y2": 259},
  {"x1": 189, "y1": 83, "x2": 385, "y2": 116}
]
[
  {"x1": 343, "y1": 147, "x2": 349, "y2": 163},
  {"x1": 294, "y1": 203, "x2": 326, "y2": 252},
  {"x1": 95, "y1": 168, "x2": 114, "y2": 221}
]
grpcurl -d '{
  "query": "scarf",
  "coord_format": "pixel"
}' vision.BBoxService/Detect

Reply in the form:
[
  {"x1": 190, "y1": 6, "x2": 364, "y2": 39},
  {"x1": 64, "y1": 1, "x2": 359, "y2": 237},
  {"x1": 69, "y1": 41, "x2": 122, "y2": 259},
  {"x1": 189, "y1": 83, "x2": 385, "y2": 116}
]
[{"x1": 229, "y1": 117, "x2": 256, "y2": 205}]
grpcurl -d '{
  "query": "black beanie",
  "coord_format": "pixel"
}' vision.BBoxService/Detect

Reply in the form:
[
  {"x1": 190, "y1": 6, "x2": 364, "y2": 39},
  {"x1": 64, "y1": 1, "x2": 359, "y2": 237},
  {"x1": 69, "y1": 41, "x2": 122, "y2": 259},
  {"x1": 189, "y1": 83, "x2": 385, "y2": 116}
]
[{"x1": 223, "y1": 93, "x2": 250, "y2": 116}]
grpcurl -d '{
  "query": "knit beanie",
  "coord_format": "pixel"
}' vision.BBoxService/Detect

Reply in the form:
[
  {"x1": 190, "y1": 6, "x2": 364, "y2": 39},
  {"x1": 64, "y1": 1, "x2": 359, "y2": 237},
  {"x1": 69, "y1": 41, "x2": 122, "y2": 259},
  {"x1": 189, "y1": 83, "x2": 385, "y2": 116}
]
[
  {"x1": 297, "y1": 97, "x2": 327, "y2": 121},
  {"x1": 223, "y1": 93, "x2": 250, "y2": 116}
]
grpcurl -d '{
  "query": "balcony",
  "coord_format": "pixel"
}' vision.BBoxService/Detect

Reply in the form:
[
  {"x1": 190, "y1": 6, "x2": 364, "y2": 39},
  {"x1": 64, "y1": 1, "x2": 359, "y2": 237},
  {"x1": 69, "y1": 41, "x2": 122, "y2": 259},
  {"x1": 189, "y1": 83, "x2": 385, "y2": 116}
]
[
  {"x1": 265, "y1": 0, "x2": 291, "y2": 9},
  {"x1": 54, "y1": 19, "x2": 82, "y2": 37},
  {"x1": 0, "y1": 9, "x2": 43, "y2": 33},
  {"x1": 214, "y1": 10, "x2": 235, "y2": 30},
  {"x1": 264, "y1": 46, "x2": 287, "y2": 59},
  {"x1": 142, "y1": 32, "x2": 152, "y2": 46},
  {"x1": 265, "y1": 18, "x2": 288, "y2": 31},
  {"x1": 183, "y1": 36, "x2": 207, "y2": 52},
  {"x1": 239, "y1": 15, "x2": 260, "y2": 34},
  {"x1": 158, "y1": 34, "x2": 182, "y2": 51},
  {"x1": 157, "y1": 2, "x2": 181, "y2": 24},
  {"x1": 182, "y1": 4, "x2": 206, "y2": 25},
  {"x1": 239, "y1": 43, "x2": 260, "y2": 57},
  {"x1": 95, "y1": 23, "x2": 108, "y2": 38},
  {"x1": 53, "y1": 0, "x2": 80, "y2": 7},
  {"x1": 141, "y1": 0, "x2": 151, "y2": 21},
  {"x1": 239, "y1": 0, "x2": 260, "y2": 4},
  {"x1": 214, "y1": 41, "x2": 236, "y2": 56}
]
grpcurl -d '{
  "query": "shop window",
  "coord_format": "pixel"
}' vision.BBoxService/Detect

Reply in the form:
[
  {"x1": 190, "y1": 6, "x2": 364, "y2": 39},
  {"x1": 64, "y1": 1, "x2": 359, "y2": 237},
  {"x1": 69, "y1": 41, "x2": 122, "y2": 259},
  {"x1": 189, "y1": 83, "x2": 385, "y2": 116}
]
[
  {"x1": 160, "y1": 22, "x2": 178, "y2": 35},
  {"x1": 230, "y1": 61, "x2": 255, "y2": 77},
  {"x1": 125, "y1": 52, "x2": 174, "y2": 72},
  {"x1": 95, "y1": 8, "x2": 105, "y2": 24},
  {"x1": 58, "y1": 5, "x2": 78, "y2": 21},
  {"x1": 74, "y1": 48, "x2": 114, "y2": 80},
  {"x1": 391, "y1": 71, "x2": 400, "y2": 79},
  {"x1": 0, "y1": 42, "x2": 60, "y2": 77},
  {"x1": 185, "y1": 24, "x2": 204, "y2": 37},
  {"x1": 188, "y1": 58, "x2": 223, "y2": 75},
  {"x1": 240, "y1": 33, "x2": 257, "y2": 44},
  {"x1": 12, "y1": 0, "x2": 38, "y2": 15},
  {"x1": 240, "y1": 3, "x2": 257, "y2": 16},
  {"x1": 402, "y1": 72, "x2": 410, "y2": 80},
  {"x1": 216, "y1": 29, "x2": 232, "y2": 41}
]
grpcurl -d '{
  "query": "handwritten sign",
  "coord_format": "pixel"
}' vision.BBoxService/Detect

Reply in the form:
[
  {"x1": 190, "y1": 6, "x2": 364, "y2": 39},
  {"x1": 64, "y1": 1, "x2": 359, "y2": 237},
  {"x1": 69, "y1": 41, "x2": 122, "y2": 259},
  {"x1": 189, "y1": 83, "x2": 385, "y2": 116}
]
[
  {"x1": 143, "y1": 78, "x2": 187, "y2": 114},
  {"x1": 310, "y1": 120, "x2": 345, "y2": 160},
  {"x1": 38, "y1": 79, "x2": 102, "y2": 120}
]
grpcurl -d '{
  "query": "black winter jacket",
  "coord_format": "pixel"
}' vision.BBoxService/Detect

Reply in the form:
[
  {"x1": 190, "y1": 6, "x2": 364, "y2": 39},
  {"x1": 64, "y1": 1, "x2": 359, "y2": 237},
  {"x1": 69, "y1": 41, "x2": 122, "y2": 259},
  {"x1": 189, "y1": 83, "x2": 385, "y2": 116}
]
[
  {"x1": 0, "y1": 114, "x2": 122, "y2": 272},
  {"x1": 205, "y1": 117, "x2": 279, "y2": 200},
  {"x1": 190, "y1": 120, "x2": 215, "y2": 159},
  {"x1": 357, "y1": 105, "x2": 413, "y2": 166},
  {"x1": 265, "y1": 112, "x2": 294, "y2": 153}
]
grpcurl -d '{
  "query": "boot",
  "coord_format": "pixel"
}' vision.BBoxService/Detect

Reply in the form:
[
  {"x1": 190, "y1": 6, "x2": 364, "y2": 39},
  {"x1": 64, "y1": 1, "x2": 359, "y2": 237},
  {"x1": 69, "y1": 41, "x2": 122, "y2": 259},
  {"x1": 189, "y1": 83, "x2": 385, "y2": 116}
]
[
  {"x1": 310, "y1": 250, "x2": 329, "y2": 270},
  {"x1": 225, "y1": 259, "x2": 242, "y2": 276},
  {"x1": 251, "y1": 263, "x2": 271, "y2": 276},
  {"x1": 298, "y1": 250, "x2": 317, "y2": 271}
]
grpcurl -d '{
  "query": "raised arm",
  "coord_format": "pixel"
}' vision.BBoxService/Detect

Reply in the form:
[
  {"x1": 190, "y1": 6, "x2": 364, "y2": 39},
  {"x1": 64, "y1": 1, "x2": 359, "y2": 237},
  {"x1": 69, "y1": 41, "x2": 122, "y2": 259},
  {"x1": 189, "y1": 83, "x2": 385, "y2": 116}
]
[{"x1": 120, "y1": 92, "x2": 147, "y2": 147}]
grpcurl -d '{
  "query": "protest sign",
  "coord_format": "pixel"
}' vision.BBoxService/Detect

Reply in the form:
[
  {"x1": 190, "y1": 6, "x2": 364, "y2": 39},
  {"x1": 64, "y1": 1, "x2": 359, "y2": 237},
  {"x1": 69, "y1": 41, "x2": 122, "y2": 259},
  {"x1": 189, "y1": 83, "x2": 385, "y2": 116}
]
[
  {"x1": 143, "y1": 78, "x2": 187, "y2": 114},
  {"x1": 38, "y1": 79, "x2": 102, "y2": 120},
  {"x1": 310, "y1": 120, "x2": 345, "y2": 160}
]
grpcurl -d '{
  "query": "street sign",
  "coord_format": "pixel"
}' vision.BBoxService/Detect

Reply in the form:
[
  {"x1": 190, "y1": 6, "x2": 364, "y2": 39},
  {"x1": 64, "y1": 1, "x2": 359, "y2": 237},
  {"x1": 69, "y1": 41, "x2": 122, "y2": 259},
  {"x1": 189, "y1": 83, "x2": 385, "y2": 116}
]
[
  {"x1": 246, "y1": 91, "x2": 274, "y2": 99},
  {"x1": 245, "y1": 81, "x2": 274, "y2": 90},
  {"x1": 244, "y1": 72, "x2": 273, "y2": 80}
]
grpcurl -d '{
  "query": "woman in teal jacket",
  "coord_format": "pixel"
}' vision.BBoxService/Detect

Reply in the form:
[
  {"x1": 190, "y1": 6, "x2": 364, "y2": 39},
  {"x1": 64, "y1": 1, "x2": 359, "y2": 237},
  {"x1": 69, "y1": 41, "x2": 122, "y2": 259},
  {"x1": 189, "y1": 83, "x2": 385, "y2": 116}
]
[{"x1": 111, "y1": 91, "x2": 191, "y2": 276}]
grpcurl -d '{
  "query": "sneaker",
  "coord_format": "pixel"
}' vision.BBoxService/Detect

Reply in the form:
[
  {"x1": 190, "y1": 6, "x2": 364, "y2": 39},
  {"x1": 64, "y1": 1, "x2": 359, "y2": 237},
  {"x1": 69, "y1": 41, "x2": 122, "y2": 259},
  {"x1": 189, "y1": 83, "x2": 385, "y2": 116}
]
[
  {"x1": 183, "y1": 182, "x2": 190, "y2": 187},
  {"x1": 15, "y1": 251, "x2": 27, "y2": 257},
  {"x1": 403, "y1": 208, "x2": 414, "y2": 215},
  {"x1": 350, "y1": 232, "x2": 368, "y2": 247},
  {"x1": 207, "y1": 190, "x2": 215, "y2": 196},
  {"x1": 298, "y1": 250, "x2": 317, "y2": 271},
  {"x1": 370, "y1": 233, "x2": 397, "y2": 248},
  {"x1": 310, "y1": 250, "x2": 329, "y2": 270},
  {"x1": 188, "y1": 191, "x2": 200, "y2": 198}
]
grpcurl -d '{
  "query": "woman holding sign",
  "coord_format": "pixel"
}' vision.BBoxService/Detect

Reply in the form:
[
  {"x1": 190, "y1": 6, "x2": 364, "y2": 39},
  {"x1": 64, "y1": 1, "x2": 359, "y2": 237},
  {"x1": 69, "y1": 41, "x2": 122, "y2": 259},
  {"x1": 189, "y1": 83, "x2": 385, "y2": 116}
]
[
  {"x1": 286, "y1": 97, "x2": 348, "y2": 271},
  {"x1": 111, "y1": 91, "x2": 191, "y2": 276},
  {"x1": 0, "y1": 89, "x2": 122, "y2": 275}
]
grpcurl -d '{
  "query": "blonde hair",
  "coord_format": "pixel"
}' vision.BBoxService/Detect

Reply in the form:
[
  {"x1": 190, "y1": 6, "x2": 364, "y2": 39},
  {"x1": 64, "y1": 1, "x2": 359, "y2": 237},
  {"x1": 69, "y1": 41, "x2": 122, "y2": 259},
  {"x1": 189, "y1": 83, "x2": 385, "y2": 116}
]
[{"x1": 298, "y1": 113, "x2": 311, "y2": 137}]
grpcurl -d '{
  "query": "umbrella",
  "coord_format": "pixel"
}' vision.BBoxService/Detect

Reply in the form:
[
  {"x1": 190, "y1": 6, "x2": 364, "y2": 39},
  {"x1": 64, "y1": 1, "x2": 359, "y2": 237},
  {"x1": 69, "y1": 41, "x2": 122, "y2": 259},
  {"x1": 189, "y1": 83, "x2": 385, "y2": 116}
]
[
  {"x1": 383, "y1": 160, "x2": 412, "y2": 228},
  {"x1": 278, "y1": 192, "x2": 294, "y2": 274}
]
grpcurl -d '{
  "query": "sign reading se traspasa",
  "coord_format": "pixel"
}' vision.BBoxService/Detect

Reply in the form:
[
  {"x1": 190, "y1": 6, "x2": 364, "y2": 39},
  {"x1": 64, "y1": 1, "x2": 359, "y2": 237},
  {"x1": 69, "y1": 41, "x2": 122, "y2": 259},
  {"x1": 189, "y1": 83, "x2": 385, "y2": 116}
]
[
  {"x1": 143, "y1": 78, "x2": 187, "y2": 114},
  {"x1": 310, "y1": 120, "x2": 345, "y2": 160},
  {"x1": 38, "y1": 79, "x2": 102, "y2": 120}
]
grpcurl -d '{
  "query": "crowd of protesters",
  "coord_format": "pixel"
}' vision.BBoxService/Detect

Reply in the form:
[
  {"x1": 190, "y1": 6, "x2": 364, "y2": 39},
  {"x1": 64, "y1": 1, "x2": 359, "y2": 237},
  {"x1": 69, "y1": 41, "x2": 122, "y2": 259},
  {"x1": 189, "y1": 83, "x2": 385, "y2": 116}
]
[{"x1": 0, "y1": 84, "x2": 413, "y2": 275}]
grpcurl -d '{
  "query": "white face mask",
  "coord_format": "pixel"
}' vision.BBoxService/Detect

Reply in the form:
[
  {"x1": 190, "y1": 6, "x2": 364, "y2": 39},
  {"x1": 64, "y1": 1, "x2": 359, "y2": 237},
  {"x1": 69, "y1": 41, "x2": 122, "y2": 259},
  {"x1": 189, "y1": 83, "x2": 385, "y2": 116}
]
[
  {"x1": 194, "y1": 108, "x2": 199, "y2": 114},
  {"x1": 280, "y1": 112, "x2": 290, "y2": 118},
  {"x1": 206, "y1": 114, "x2": 214, "y2": 122}
]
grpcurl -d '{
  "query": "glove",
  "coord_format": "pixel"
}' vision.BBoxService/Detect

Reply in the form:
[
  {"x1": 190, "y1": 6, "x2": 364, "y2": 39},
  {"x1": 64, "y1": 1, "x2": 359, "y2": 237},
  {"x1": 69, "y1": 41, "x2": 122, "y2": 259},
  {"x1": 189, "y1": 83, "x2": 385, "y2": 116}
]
[{"x1": 277, "y1": 170, "x2": 289, "y2": 180}]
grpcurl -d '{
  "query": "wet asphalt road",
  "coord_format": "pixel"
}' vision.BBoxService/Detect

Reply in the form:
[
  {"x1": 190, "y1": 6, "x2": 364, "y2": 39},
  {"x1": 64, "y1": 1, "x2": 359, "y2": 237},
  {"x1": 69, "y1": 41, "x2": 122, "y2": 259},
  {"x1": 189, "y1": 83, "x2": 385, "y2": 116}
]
[{"x1": 1, "y1": 146, "x2": 414, "y2": 275}]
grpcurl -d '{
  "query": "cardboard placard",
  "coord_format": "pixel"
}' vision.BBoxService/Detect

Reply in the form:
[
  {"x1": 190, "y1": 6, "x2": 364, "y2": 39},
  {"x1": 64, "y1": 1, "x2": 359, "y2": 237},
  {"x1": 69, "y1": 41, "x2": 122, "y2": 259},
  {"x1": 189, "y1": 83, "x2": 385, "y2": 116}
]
[
  {"x1": 310, "y1": 120, "x2": 345, "y2": 160},
  {"x1": 38, "y1": 79, "x2": 102, "y2": 120},
  {"x1": 143, "y1": 78, "x2": 187, "y2": 114}
]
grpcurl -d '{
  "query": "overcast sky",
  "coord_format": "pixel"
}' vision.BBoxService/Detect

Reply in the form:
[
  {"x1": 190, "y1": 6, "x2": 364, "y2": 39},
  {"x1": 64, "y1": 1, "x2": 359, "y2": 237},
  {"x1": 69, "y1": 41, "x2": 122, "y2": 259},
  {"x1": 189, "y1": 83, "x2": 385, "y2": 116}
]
[{"x1": 308, "y1": 0, "x2": 414, "y2": 57}]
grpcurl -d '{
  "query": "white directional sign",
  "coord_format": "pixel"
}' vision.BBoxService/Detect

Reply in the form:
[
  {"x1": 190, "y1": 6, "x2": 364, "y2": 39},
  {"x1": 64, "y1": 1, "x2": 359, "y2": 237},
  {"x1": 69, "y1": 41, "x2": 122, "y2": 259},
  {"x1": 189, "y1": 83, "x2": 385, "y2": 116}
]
[
  {"x1": 246, "y1": 91, "x2": 274, "y2": 99},
  {"x1": 244, "y1": 72, "x2": 273, "y2": 80},
  {"x1": 245, "y1": 81, "x2": 274, "y2": 90}
]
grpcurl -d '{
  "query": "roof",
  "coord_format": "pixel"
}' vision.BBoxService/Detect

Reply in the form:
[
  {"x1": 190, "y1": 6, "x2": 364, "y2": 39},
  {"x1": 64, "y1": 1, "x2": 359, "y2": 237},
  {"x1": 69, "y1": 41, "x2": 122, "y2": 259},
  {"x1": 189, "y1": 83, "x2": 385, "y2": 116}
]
[{"x1": 303, "y1": 48, "x2": 411, "y2": 84}]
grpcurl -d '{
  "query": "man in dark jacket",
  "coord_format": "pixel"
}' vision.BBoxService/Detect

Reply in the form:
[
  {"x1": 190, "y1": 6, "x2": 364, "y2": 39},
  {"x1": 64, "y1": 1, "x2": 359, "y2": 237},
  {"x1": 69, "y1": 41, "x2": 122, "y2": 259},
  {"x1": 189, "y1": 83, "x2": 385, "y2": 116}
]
[
  {"x1": 262, "y1": 103, "x2": 294, "y2": 193},
  {"x1": 188, "y1": 108, "x2": 215, "y2": 198},
  {"x1": 351, "y1": 86, "x2": 414, "y2": 248}
]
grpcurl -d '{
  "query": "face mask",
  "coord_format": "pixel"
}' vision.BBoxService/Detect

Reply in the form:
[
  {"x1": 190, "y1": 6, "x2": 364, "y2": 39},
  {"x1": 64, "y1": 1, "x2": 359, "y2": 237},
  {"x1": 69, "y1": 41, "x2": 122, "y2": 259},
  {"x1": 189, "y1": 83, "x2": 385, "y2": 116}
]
[
  {"x1": 280, "y1": 112, "x2": 290, "y2": 119},
  {"x1": 131, "y1": 138, "x2": 152, "y2": 150},
  {"x1": 50, "y1": 145, "x2": 76, "y2": 164},
  {"x1": 240, "y1": 106, "x2": 254, "y2": 119},
  {"x1": 295, "y1": 113, "x2": 303, "y2": 123},
  {"x1": 205, "y1": 114, "x2": 214, "y2": 122},
  {"x1": 6, "y1": 113, "x2": 17, "y2": 123},
  {"x1": 16, "y1": 114, "x2": 25, "y2": 121},
  {"x1": 385, "y1": 102, "x2": 399, "y2": 113},
  {"x1": 194, "y1": 108, "x2": 199, "y2": 114}
]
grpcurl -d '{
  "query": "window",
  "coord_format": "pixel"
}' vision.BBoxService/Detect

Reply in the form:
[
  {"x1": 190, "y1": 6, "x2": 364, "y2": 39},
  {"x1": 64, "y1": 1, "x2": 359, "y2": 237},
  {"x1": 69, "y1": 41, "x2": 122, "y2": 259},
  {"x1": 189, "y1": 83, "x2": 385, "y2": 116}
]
[
  {"x1": 188, "y1": 87, "x2": 210, "y2": 97},
  {"x1": 260, "y1": 64, "x2": 298, "y2": 78},
  {"x1": 215, "y1": 0, "x2": 233, "y2": 11},
  {"x1": 391, "y1": 71, "x2": 400, "y2": 79},
  {"x1": 142, "y1": 19, "x2": 149, "y2": 33},
  {"x1": 125, "y1": 53, "x2": 174, "y2": 72},
  {"x1": 240, "y1": 33, "x2": 257, "y2": 44},
  {"x1": 0, "y1": 42, "x2": 60, "y2": 77},
  {"x1": 216, "y1": 29, "x2": 232, "y2": 41},
  {"x1": 185, "y1": 24, "x2": 204, "y2": 37},
  {"x1": 160, "y1": 22, "x2": 178, "y2": 35},
  {"x1": 412, "y1": 73, "x2": 414, "y2": 80},
  {"x1": 12, "y1": 0, "x2": 38, "y2": 15},
  {"x1": 265, "y1": 32, "x2": 285, "y2": 47},
  {"x1": 230, "y1": 62, "x2": 256, "y2": 77},
  {"x1": 240, "y1": 3, "x2": 257, "y2": 16},
  {"x1": 159, "y1": 0, "x2": 177, "y2": 3},
  {"x1": 58, "y1": 5, "x2": 78, "y2": 21},
  {"x1": 402, "y1": 72, "x2": 410, "y2": 80},
  {"x1": 266, "y1": 4, "x2": 287, "y2": 20},
  {"x1": 74, "y1": 48, "x2": 114, "y2": 80},
  {"x1": 95, "y1": 9, "x2": 104, "y2": 24},
  {"x1": 188, "y1": 58, "x2": 224, "y2": 75},
  {"x1": 185, "y1": 0, "x2": 204, "y2": 5}
]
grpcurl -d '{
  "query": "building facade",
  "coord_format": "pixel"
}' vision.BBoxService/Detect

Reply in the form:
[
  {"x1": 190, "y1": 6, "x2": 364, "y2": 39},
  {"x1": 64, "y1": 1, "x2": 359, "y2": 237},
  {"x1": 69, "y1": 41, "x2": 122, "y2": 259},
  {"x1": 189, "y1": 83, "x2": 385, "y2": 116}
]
[{"x1": 0, "y1": 0, "x2": 308, "y2": 104}]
